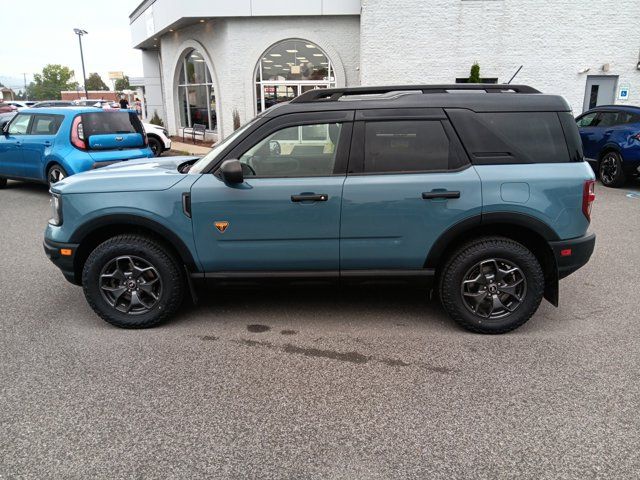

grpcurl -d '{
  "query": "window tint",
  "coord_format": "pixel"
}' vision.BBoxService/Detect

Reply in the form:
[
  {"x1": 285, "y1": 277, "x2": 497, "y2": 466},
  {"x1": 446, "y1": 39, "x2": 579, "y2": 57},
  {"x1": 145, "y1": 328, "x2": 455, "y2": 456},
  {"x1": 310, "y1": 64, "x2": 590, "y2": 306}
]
[
  {"x1": 619, "y1": 112, "x2": 640, "y2": 124},
  {"x1": 31, "y1": 114, "x2": 64, "y2": 135},
  {"x1": 363, "y1": 121, "x2": 452, "y2": 173},
  {"x1": 81, "y1": 112, "x2": 143, "y2": 137},
  {"x1": 597, "y1": 112, "x2": 620, "y2": 127},
  {"x1": 239, "y1": 123, "x2": 342, "y2": 177},
  {"x1": 576, "y1": 112, "x2": 598, "y2": 127},
  {"x1": 478, "y1": 112, "x2": 570, "y2": 163},
  {"x1": 8, "y1": 114, "x2": 30, "y2": 135}
]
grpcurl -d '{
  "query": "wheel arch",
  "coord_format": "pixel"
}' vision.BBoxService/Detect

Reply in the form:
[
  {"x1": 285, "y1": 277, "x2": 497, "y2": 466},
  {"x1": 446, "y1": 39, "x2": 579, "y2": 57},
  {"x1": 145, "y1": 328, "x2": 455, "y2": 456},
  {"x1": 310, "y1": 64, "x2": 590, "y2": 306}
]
[
  {"x1": 426, "y1": 213, "x2": 560, "y2": 306},
  {"x1": 69, "y1": 214, "x2": 199, "y2": 284}
]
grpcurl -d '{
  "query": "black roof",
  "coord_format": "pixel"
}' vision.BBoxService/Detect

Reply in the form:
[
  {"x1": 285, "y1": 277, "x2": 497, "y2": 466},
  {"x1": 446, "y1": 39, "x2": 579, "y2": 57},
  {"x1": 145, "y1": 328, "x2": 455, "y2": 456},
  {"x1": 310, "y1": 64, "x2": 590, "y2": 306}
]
[{"x1": 263, "y1": 84, "x2": 571, "y2": 118}]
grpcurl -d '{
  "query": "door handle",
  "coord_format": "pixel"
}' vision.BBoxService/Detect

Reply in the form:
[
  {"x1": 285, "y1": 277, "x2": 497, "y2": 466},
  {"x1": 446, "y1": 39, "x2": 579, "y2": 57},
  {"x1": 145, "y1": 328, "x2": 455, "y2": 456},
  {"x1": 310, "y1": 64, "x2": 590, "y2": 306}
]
[
  {"x1": 43, "y1": 141, "x2": 52, "y2": 147},
  {"x1": 291, "y1": 193, "x2": 328, "y2": 202},
  {"x1": 422, "y1": 190, "x2": 461, "y2": 200}
]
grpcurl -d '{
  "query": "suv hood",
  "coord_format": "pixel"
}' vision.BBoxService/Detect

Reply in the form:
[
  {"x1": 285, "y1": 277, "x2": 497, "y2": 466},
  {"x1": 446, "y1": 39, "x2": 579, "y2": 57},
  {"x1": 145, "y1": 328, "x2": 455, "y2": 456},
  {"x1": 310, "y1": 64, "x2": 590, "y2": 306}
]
[{"x1": 52, "y1": 156, "x2": 200, "y2": 194}]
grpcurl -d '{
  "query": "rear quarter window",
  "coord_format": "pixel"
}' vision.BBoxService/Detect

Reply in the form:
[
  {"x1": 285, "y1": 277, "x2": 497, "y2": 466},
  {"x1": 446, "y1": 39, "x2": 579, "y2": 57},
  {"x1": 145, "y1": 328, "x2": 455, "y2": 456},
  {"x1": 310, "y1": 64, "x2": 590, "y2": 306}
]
[{"x1": 447, "y1": 110, "x2": 572, "y2": 164}]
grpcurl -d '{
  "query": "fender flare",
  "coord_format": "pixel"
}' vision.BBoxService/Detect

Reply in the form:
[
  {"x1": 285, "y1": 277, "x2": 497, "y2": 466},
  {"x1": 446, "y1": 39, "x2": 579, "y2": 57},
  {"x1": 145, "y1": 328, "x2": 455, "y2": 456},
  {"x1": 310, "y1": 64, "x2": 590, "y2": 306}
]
[
  {"x1": 69, "y1": 214, "x2": 199, "y2": 271},
  {"x1": 424, "y1": 211, "x2": 560, "y2": 268}
]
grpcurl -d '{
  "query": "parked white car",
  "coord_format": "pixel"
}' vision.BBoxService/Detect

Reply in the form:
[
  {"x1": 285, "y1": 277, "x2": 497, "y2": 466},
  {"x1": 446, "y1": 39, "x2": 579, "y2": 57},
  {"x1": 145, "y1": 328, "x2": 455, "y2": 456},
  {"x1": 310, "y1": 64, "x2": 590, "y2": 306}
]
[{"x1": 143, "y1": 123, "x2": 172, "y2": 157}]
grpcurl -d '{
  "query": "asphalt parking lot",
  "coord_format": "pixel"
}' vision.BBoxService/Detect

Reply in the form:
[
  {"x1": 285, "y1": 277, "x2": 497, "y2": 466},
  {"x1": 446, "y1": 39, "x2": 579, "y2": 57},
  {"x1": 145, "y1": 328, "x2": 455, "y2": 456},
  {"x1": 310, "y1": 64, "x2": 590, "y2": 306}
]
[{"x1": 1, "y1": 179, "x2": 639, "y2": 479}]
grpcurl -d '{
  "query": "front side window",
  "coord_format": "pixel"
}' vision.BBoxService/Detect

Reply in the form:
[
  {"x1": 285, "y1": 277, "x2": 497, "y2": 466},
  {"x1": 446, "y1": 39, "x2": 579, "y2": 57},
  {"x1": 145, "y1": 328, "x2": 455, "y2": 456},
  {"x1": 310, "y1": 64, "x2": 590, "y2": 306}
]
[
  {"x1": 363, "y1": 121, "x2": 452, "y2": 173},
  {"x1": 238, "y1": 123, "x2": 342, "y2": 177},
  {"x1": 596, "y1": 112, "x2": 620, "y2": 127},
  {"x1": 31, "y1": 114, "x2": 64, "y2": 135},
  {"x1": 8, "y1": 114, "x2": 31, "y2": 135},
  {"x1": 576, "y1": 112, "x2": 598, "y2": 127}
]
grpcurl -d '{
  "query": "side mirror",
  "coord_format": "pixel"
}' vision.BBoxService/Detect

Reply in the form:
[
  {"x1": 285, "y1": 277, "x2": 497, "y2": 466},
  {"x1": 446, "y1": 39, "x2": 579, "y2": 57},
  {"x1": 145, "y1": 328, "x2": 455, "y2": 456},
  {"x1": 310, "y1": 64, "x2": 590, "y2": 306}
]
[{"x1": 219, "y1": 159, "x2": 244, "y2": 184}]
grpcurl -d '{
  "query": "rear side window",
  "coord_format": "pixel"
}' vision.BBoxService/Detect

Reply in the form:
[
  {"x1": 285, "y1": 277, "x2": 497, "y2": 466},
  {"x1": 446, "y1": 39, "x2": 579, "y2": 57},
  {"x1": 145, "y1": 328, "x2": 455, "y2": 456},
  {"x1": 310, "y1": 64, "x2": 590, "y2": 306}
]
[
  {"x1": 31, "y1": 114, "x2": 64, "y2": 135},
  {"x1": 81, "y1": 112, "x2": 143, "y2": 137},
  {"x1": 596, "y1": 112, "x2": 620, "y2": 127},
  {"x1": 447, "y1": 110, "x2": 572, "y2": 164},
  {"x1": 363, "y1": 121, "x2": 461, "y2": 173}
]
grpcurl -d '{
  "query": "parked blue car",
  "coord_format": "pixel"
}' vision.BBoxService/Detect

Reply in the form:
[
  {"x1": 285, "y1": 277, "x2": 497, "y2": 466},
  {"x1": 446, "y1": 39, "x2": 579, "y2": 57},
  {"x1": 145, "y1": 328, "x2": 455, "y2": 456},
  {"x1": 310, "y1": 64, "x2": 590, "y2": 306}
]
[
  {"x1": 576, "y1": 105, "x2": 640, "y2": 187},
  {"x1": 0, "y1": 107, "x2": 153, "y2": 187}
]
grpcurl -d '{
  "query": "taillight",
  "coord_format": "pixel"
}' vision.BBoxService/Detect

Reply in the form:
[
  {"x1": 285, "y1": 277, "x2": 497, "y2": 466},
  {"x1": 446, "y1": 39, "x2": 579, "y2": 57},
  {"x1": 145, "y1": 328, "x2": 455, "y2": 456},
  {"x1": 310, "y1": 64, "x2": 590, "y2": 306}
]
[
  {"x1": 632, "y1": 132, "x2": 640, "y2": 141},
  {"x1": 582, "y1": 180, "x2": 596, "y2": 221},
  {"x1": 71, "y1": 116, "x2": 86, "y2": 150}
]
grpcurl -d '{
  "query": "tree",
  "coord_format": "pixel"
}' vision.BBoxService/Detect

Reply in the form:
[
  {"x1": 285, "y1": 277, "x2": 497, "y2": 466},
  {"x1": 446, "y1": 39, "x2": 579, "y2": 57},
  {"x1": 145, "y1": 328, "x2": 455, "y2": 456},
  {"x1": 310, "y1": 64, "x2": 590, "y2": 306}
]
[
  {"x1": 85, "y1": 72, "x2": 109, "y2": 91},
  {"x1": 27, "y1": 64, "x2": 78, "y2": 100},
  {"x1": 149, "y1": 110, "x2": 164, "y2": 127},
  {"x1": 468, "y1": 62, "x2": 481, "y2": 83},
  {"x1": 114, "y1": 76, "x2": 130, "y2": 92}
]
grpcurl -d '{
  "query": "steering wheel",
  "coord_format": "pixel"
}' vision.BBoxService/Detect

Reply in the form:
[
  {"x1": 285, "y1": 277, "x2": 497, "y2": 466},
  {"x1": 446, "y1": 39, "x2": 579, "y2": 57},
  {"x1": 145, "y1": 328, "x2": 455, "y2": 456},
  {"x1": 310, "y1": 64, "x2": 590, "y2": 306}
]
[
  {"x1": 241, "y1": 161, "x2": 256, "y2": 176},
  {"x1": 269, "y1": 140, "x2": 281, "y2": 156}
]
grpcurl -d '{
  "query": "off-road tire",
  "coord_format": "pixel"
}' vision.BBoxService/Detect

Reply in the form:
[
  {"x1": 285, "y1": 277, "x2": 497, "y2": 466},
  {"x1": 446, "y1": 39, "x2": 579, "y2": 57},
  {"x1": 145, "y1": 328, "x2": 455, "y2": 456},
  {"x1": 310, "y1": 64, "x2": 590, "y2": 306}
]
[
  {"x1": 439, "y1": 236, "x2": 544, "y2": 334},
  {"x1": 0, "y1": 177, "x2": 7, "y2": 188},
  {"x1": 82, "y1": 234, "x2": 185, "y2": 328}
]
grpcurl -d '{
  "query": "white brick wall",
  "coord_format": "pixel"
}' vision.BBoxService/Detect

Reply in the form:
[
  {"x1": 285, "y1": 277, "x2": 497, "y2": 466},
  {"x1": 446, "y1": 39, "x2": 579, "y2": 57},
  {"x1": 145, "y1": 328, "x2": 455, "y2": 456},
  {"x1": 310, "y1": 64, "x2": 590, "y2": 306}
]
[
  {"x1": 360, "y1": 0, "x2": 640, "y2": 114},
  {"x1": 157, "y1": 16, "x2": 360, "y2": 138}
]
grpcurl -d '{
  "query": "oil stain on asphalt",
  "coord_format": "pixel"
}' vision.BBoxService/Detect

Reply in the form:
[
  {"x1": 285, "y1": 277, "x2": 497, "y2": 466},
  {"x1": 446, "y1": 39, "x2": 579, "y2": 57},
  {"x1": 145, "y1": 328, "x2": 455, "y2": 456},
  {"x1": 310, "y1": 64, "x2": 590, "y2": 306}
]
[{"x1": 247, "y1": 324, "x2": 271, "y2": 333}]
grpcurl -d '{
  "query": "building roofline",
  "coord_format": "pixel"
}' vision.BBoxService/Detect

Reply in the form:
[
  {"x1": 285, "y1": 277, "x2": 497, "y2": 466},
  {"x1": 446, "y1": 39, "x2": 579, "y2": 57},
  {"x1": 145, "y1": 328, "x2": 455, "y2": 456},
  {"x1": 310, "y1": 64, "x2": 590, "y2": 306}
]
[{"x1": 130, "y1": 0, "x2": 155, "y2": 24}]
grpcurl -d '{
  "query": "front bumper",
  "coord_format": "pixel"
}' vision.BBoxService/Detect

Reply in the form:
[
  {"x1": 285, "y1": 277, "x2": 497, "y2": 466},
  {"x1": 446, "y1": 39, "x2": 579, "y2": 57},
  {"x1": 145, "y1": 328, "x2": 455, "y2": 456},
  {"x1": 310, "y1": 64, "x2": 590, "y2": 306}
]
[
  {"x1": 549, "y1": 233, "x2": 596, "y2": 279},
  {"x1": 44, "y1": 238, "x2": 80, "y2": 285}
]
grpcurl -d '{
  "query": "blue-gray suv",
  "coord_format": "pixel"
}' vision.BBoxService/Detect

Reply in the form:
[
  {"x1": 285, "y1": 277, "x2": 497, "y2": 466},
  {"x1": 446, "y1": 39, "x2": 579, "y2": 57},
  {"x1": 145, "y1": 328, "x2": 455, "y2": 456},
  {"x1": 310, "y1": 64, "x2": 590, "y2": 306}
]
[{"x1": 44, "y1": 85, "x2": 596, "y2": 334}]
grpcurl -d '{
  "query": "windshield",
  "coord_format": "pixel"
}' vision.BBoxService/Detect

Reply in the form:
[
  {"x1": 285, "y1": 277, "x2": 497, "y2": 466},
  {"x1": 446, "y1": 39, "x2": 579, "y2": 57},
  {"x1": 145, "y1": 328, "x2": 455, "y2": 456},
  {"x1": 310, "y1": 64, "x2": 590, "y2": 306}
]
[{"x1": 190, "y1": 118, "x2": 260, "y2": 174}]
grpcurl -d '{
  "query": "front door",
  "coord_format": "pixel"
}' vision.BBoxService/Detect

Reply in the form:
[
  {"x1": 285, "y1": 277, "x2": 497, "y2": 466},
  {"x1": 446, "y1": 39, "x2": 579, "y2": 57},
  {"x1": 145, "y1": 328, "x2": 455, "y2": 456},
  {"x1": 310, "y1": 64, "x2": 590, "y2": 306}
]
[
  {"x1": 340, "y1": 113, "x2": 482, "y2": 271},
  {"x1": 0, "y1": 113, "x2": 31, "y2": 179},
  {"x1": 190, "y1": 112, "x2": 353, "y2": 273},
  {"x1": 583, "y1": 75, "x2": 618, "y2": 113}
]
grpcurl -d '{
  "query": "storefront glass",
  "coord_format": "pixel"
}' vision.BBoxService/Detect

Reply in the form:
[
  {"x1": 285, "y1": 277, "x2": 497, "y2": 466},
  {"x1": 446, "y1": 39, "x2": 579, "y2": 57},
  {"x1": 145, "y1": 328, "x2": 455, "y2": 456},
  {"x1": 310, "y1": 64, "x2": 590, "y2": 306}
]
[
  {"x1": 178, "y1": 50, "x2": 217, "y2": 130},
  {"x1": 255, "y1": 39, "x2": 335, "y2": 113}
]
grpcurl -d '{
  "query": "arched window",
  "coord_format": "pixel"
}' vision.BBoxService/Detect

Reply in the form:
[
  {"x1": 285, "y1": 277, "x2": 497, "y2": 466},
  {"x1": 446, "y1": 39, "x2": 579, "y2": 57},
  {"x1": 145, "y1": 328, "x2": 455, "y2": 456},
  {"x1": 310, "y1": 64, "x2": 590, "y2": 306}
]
[
  {"x1": 255, "y1": 39, "x2": 336, "y2": 113},
  {"x1": 178, "y1": 49, "x2": 216, "y2": 130}
]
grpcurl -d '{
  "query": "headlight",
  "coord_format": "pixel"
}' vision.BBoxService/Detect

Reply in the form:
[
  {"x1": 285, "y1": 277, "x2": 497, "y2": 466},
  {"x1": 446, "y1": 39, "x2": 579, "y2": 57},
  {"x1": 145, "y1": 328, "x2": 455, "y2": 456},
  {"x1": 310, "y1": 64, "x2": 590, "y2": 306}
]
[
  {"x1": 49, "y1": 193, "x2": 63, "y2": 226},
  {"x1": 162, "y1": 128, "x2": 169, "y2": 137}
]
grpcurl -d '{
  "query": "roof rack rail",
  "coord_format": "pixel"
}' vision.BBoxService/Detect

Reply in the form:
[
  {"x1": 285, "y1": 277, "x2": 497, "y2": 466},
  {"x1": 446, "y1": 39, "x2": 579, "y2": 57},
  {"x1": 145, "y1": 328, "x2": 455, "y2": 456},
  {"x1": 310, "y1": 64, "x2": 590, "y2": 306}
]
[{"x1": 291, "y1": 84, "x2": 541, "y2": 103}]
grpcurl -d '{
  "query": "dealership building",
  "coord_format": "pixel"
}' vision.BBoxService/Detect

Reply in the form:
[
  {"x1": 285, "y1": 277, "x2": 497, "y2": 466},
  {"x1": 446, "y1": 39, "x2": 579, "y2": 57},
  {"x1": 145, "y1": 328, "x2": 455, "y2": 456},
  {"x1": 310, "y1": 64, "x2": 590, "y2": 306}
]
[{"x1": 129, "y1": 0, "x2": 640, "y2": 140}]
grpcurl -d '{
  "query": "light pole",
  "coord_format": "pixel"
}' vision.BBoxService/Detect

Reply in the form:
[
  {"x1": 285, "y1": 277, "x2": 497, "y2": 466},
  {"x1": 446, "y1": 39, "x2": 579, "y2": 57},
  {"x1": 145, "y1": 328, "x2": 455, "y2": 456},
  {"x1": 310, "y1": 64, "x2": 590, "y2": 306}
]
[{"x1": 73, "y1": 28, "x2": 88, "y2": 100}]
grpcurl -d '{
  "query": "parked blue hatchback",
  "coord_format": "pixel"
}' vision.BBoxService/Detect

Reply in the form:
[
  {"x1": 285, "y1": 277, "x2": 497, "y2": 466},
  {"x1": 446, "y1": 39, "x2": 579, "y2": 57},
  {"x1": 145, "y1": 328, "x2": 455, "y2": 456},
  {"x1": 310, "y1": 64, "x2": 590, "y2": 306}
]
[
  {"x1": 0, "y1": 107, "x2": 153, "y2": 187},
  {"x1": 576, "y1": 105, "x2": 640, "y2": 187}
]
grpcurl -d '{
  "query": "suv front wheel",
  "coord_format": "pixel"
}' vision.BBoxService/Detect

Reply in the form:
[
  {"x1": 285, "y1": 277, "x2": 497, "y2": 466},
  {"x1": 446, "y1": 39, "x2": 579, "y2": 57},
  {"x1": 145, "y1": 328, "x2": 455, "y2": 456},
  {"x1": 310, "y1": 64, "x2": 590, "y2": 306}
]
[
  {"x1": 599, "y1": 151, "x2": 626, "y2": 188},
  {"x1": 439, "y1": 236, "x2": 544, "y2": 334},
  {"x1": 82, "y1": 234, "x2": 185, "y2": 328}
]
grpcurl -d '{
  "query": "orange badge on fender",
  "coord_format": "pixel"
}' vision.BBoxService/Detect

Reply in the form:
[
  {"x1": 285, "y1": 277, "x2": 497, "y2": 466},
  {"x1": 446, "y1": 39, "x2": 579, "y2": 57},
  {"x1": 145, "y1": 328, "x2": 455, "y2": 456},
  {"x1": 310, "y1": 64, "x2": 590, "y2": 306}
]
[{"x1": 215, "y1": 221, "x2": 229, "y2": 233}]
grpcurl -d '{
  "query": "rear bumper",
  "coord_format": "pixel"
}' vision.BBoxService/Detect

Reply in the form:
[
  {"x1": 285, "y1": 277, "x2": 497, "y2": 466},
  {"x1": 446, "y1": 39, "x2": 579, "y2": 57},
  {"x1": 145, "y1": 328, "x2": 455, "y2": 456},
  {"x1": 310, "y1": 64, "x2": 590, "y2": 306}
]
[
  {"x1": 549, "y1": 233, "x2": 596, "y2": 279},
  {"x1": 43, "y1": 238, "x2": 80, "y2": 285}
]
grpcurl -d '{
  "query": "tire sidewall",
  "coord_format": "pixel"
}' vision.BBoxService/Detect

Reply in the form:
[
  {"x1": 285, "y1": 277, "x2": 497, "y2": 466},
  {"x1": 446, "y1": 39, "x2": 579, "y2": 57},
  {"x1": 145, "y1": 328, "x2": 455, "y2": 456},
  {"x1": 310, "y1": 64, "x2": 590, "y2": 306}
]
[
  {"x1": 441, "y1": 239, "x2": 544, "y2": 334},
  {"x1": 148, "y1": 137, "x2": 162, "y2": 157},
  {"x1": 47, "y1": 164, "x2": 68, "y2": 188},
  {"x1": 82, "y1": 238, "x2": 182, "y2": 328}
]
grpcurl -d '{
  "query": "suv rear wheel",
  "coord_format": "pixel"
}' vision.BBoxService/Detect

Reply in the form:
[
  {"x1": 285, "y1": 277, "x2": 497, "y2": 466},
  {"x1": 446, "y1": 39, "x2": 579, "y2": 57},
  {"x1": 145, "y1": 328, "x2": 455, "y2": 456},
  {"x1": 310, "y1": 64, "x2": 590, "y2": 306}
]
[
  {"x1": 439, "y1": 236, "x2": 544, "y2": 334},
  {"x1": 599, "y1": 151, "x2": 626, "y2": 188},
  {"x1": 82, "y1": 234, "x2": 185, "y2": 328},
  {"x1": 0, "y1": 177, "x2": 7, "y2": 188}
]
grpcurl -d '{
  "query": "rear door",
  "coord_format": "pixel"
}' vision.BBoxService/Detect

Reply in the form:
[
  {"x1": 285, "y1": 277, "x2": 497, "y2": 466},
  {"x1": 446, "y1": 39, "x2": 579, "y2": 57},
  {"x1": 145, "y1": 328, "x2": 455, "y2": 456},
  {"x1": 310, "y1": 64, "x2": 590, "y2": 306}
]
[
  {"x1": 21, "y1": 113, "x2": 64, "y2": 180},
  {"x1": 340, "y1": 109, "x2": 482, "y2": 271},
  {"x1": 0, "y1": 113, "x2": 31, "y2": 178},
  {"x1": 190, "y1": 110, "x2": 353, "y2": 273}
]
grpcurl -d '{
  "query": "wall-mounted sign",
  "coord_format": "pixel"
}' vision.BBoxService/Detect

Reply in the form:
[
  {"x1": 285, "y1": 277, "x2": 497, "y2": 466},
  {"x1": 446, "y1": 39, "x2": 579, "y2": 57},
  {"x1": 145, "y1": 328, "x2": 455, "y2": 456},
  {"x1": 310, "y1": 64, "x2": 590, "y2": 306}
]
[{"x1": 618, "y1": 84, "x2": 630, "y2": 100}]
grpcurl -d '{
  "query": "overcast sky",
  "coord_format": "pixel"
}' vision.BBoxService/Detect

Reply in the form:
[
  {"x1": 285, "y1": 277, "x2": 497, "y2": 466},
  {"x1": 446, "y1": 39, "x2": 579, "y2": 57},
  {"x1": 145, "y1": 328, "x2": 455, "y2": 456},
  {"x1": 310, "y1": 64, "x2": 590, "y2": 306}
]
[{"x1": 0, "y1": 0, "x2": 142, "y2": 91}]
